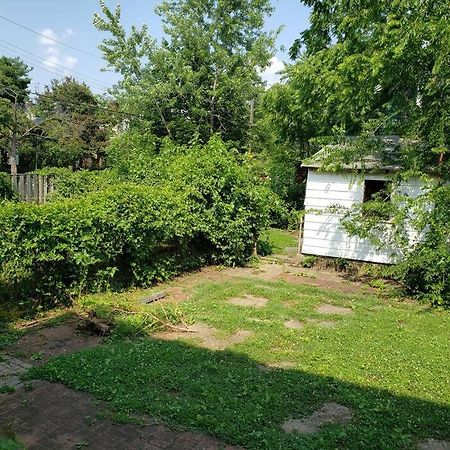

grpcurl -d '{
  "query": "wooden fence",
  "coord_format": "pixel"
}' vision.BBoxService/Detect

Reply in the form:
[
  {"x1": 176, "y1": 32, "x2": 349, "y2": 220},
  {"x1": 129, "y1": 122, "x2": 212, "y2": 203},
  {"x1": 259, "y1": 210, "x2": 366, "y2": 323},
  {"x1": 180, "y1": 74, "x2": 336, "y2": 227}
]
[{"x1": 11, "y1": 173, "x2": 54, "y2": 203}]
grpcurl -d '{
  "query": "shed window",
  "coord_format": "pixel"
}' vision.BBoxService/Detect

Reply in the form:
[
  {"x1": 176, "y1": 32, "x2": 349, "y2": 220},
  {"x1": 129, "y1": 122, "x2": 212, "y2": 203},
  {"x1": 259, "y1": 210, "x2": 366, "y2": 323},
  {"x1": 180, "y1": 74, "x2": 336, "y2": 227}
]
[{"x1": 363, "y1": 179, "x2": 390, "y2": 203}]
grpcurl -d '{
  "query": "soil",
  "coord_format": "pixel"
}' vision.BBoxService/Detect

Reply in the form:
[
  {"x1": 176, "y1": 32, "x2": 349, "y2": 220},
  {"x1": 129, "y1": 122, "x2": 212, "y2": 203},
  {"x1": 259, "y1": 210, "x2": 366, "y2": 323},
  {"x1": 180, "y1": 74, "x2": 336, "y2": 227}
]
[
  {"x1": 284, "y1": 319, "x2": 304, "y2": 330},
  {"x1": 316, "y1": 304, "x2": 354, "y2": 315},
  {"x1": 5, "y1": 320, "x2": 102, "y2": 366},
  {"x1": 228, "y1": 295, "x2": 268, "y2": 308},
  {"x1": 282, "y1": 402, "x2": 353, "y2": 434},
  {"x1": 153, "y1": 323, "x2": 253, "y2": 351},
  {"x1": 306, "y1": 319, "x2": 337, "y2": 328}
]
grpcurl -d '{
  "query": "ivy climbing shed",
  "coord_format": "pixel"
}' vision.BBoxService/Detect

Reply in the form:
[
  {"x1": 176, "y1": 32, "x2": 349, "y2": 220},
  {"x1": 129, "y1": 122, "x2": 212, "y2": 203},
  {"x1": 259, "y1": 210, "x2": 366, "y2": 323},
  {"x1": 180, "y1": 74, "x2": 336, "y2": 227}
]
[{"x1": 300, "y1": 137, "x2": 426, "y2": 264}]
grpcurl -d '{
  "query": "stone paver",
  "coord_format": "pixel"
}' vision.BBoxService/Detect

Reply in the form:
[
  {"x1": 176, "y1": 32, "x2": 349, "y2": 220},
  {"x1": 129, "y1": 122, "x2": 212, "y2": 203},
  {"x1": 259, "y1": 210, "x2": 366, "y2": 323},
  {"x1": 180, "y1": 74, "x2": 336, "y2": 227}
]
[
  {"x1": 0, "y1": 356, "x2": 32, "y2": 389},
  {"x1": 0, "y1": 381, "x2": 239, "y2": 450},
  {"x1": 282, "y1": 402, "x2": 353, "y2": 435},
  {"x1": 419, "y1": 439, "x2": 450, "y2": 450}
]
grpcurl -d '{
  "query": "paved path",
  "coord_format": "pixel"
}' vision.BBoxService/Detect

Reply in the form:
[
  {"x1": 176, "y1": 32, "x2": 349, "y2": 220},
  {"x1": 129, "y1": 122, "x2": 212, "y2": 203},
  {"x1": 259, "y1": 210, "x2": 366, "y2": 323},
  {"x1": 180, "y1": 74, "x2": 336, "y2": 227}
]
[
  {"x1": 0, "y1": 355, "x2": 32, "y2": 389},
  {"x1": 1, "y1": 380, "x2": 238, "y2": 449}
]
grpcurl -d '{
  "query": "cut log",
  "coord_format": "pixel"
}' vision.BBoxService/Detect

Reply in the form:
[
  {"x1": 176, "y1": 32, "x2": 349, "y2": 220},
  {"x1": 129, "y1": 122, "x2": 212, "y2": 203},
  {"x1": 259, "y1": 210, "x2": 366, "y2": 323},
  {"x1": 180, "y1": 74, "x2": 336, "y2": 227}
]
[{"x1": 78, "y1": 311, "x2": 111, "y2": 336}]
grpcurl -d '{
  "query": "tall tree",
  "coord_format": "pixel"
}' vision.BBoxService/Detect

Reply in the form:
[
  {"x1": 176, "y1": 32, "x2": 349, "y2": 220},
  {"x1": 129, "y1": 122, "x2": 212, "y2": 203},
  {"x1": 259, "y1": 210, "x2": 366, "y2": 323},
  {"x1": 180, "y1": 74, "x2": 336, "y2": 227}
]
[
  {"x1": 35, "y1": 77, "x2": 110, "y2": 168},
  {"x1": 266, "y1": 0, "x2": 450, "y2": 169},
  {"x1": 0, "y1": 56, "x2": 33, "y2": 174},
  {"x1": 93, "y1": 0, "x2": 278, "y2": 147}
]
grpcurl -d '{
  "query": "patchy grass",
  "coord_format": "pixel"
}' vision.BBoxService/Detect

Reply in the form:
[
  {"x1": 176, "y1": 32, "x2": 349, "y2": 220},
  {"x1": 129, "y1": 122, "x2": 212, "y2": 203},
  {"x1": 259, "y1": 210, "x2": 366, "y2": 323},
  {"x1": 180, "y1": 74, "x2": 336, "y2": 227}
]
[
  {"x1": 30, "y1": 277, "x2": 450, "y2": 449},
  {"x1": 77, "y1": 291, "x2": 188, "y2": 338},
  {"x1": 260, "y1": 228, "x2": 298, "y2": 255}
]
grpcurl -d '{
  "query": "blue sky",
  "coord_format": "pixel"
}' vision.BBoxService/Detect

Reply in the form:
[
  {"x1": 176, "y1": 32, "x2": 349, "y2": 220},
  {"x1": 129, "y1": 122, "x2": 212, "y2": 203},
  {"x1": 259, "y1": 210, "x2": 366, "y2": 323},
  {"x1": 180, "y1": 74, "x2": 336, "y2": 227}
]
[{"x1": 0, "y1": 0, "x2": 310, "y2": 94}]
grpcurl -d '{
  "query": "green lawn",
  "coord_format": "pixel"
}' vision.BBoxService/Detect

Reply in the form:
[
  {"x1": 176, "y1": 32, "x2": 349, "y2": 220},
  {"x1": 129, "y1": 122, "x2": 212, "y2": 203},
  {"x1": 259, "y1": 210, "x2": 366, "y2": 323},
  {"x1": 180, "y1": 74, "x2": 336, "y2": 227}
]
[
  {"x1": 30, "y1": 278, "x2": 450, "y2": 449},
  {"x1": 260, "y1": 228, "x2": 298, "y2": 254}
]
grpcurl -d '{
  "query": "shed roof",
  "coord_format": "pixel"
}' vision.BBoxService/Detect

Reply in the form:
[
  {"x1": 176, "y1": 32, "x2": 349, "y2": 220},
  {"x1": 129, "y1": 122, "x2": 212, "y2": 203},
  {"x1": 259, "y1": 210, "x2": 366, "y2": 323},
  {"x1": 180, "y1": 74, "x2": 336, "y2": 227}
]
[{"x1": 302, "y1": 136, "x2": 404, "y2": 172}]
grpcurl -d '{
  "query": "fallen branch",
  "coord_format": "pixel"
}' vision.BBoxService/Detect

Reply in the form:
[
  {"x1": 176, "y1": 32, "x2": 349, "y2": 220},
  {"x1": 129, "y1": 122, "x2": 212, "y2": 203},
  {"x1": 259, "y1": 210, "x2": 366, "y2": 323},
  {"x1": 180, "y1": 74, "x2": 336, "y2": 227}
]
[{"x1": 111, "y1": 308, "x2": 194, "y2": 334}]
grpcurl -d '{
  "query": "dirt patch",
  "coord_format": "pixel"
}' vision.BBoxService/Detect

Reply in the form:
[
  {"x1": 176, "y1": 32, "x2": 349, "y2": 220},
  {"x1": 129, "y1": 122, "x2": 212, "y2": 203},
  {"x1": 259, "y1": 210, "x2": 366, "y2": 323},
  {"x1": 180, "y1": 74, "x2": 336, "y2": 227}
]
[
  {"x1": 257, "y1": 361, "x2": 296, "y2": 372},
  {"x1": 0, "y1": 380, "x2": 237, "y2": 450},
  {"x1": 419, "y1": 439, "x2": 450, "y2": 450},
  {"x1": 280, "y1": 266, "x2": 374, "y2": 295},
  {"x1": 284, "y1": 320, "x2": 304, "y2": 330},
  {"x1": 282, "y1": 403, "x2": 353, "y2": 434},
  {"x1": 228, "y1": 295, "x2": 268, "y2": 308},
  {"x1": 317, "y1": 304, "x2": 353, "y2": 315},
  {"x1": 153, "y1": 323, "x2": 252, "y2": 351},
  {"x1": 5, "y1": 321, "x2": 102, "y2": 365},
  {"x1": 306, "y1": 318, "x2": 337, "y2": 328},
  {"x1": 224, "y1": 263, "x2": 285, "y2": 281}
]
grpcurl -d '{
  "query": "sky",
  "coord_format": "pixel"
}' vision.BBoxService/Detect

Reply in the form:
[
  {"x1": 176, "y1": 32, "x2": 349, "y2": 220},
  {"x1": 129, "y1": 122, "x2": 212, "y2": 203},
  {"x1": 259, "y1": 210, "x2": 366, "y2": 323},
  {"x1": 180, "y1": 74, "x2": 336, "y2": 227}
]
[{"x1": 0, "y1": 0, "x2": 310, "y2": 94}]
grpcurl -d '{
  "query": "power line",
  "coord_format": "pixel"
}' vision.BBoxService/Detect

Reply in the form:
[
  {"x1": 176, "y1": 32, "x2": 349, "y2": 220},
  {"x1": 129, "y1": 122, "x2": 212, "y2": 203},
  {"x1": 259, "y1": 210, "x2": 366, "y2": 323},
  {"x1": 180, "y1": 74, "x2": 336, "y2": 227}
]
[
  {"x1": 0, "y1": 14, "x2": 104, "y2": 61},
  {"x1": 0, "y1": 40, "x2": 113, "y2": 91},
  {"x1": 0, "y1": 44, "x2": 110, "y2": 93}
]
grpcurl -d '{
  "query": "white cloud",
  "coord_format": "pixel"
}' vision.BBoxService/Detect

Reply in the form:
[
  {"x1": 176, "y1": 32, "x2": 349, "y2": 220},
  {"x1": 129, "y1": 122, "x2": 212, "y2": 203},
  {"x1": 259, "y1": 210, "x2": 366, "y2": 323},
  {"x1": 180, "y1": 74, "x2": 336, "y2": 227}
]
[
  {"x1": 260, "y1": 56, "x2": 285, "y2": 87},
  {"x1": 43, "y1": 55, "x2": 60, "y2": 69},
  {"x1": 37, "y1": 27, "x2": 78, "y2": 74},
  {"x1": 38, "y1": 28, "x2": 58, "y2": 45},
  {"x1": 63, "y1": 55, "x2": 78, "y2": 70},
  {"x1": 63, "y1": 28, "x2": 75, "y2": 38},
  {"x1": 43, "y1": 46, "x2": 60, "y2": 56}
]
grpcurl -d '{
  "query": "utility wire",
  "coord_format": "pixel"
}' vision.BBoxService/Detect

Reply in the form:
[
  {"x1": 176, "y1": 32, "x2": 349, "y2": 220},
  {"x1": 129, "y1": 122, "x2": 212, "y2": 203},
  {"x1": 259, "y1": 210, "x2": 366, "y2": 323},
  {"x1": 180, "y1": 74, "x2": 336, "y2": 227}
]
[
  {"x1": 0, "y1": 14, "x2": 104, "y2": 61},
  {"x1": 0, "y1": 44, "x2": 109, "y2": 93},
  {"x1": 0, "y1": 40, "x2": 113, "y2": 90}
]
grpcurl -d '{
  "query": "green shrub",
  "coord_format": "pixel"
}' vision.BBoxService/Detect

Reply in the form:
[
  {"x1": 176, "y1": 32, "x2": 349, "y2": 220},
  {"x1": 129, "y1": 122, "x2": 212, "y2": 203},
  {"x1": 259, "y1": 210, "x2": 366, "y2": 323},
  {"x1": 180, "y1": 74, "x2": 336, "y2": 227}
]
[
  {"x1": 0, "y1": 137, "x2": 274, "y2": 307},
  {"x1": 36, "y1": 167, "x2": 119, "y2": 199},
  {"x1": 342, "y1": 181, "x2": 450, "y2": 307},
  {"x1": 0, "y1": 172, "x2": 14, "y2": 200},
  {"x1": 397, "y1": 185, "x2": 450, "y2": 307},
  {"x1": 301, "y1": 255, "x2": 317, "y2": 268}
]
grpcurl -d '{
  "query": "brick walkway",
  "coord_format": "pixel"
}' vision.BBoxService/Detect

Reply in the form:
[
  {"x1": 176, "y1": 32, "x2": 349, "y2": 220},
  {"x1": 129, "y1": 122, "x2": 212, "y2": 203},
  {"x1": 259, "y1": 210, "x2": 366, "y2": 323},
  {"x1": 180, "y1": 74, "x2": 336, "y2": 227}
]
[
  {"x1": 0, "y1": 356, "x2": 32, "y2": 389},
  {"x1": 1, "y1": 381, "x2": 238, "y2": 449}
]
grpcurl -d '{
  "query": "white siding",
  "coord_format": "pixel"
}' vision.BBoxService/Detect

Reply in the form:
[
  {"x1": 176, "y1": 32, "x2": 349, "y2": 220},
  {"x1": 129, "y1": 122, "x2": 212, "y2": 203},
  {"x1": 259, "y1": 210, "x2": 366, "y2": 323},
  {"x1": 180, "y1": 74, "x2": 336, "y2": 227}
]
[{"x1": 301, "y1": 170, "x2": 424, "y2": 264}]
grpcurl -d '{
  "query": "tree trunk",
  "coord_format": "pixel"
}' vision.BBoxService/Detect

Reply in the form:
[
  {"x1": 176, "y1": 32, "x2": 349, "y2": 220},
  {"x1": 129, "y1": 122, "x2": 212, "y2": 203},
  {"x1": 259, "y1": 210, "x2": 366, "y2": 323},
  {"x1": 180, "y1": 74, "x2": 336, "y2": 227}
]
[{"x1": 9, "y1": 133, "x2": 18, "y2": 175}]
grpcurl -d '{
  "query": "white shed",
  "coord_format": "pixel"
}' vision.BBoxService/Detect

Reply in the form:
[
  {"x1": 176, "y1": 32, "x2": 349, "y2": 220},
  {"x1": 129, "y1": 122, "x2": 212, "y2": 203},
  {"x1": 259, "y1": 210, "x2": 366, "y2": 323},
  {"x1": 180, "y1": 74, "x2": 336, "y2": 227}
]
[{"x1": 300, "y1": 141, "x2": 425, "y2": 264}]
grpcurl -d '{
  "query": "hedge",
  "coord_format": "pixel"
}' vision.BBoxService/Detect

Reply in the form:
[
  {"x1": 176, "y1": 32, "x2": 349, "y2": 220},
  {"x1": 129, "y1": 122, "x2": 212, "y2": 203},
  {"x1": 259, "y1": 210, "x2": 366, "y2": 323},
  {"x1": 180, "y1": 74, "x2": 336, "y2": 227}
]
[
  {"x1": 0, "y1": 172, "x2": 14, "y2": 200},
  {"x1": 0, "y1": 138, "x2": 276, "y2": 306}
]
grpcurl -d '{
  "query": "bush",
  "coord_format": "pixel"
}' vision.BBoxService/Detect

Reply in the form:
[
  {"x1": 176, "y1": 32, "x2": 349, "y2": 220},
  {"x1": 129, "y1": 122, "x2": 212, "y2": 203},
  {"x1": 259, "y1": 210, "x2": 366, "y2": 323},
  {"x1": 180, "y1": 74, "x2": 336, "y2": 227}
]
[
  {"x1": 36, "y1": 167, "x2": 119, "y2": 199},
  {"x1": 397, "y1": 185, "x2": 450, "y2": 307},
  {"x1": 0, "y1": 137, "x2": 274, "y2": 307},
  {"x1": 0, "y1": 172, "x2": 14, "y2": 200}
]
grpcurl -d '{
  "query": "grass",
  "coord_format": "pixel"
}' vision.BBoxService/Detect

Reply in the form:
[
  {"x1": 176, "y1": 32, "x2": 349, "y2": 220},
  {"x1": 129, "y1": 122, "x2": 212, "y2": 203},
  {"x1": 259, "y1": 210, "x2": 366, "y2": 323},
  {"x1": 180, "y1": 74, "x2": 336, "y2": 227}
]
[
  {"x1": 260, "y1": 228, "x2": 298, "y2": 254},
  {"x1": 30, "y1": 277, "x2": 450, "y2": 449}
]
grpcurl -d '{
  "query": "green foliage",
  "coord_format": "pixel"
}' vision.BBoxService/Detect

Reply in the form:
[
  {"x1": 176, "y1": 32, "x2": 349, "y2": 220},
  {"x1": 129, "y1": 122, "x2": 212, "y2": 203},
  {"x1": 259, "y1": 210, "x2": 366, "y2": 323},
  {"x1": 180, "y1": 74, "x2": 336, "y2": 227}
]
[
  {"x1": 93, "y1": 0, "x2": 278, "y2": 147},
  {"x1": 36, "y1": 167, "x2": 120, "y2": 199},
  {"x1": 105, "y1": 131, "x2": 157, "y2": 182},
  {"x1": 0, "y1": 173, "x2": 13, "y2": 200},
  {"x1": 0, "y1": 137, "x2": 274, "y2": 306},
  {"x1": 33, "y1": 77, "x2": 111, "y2": 169},
  {"x1": 0, "y1": 57, "x2": 30, "y2": 104},
  {"x1": 0, "y1": 57, "x2": 33, "y2": 174},
  {"x1": 274, "y1": 1, "x2": 450, "y2": 156},
  {"x1": 397, "y1": 184, "x2": 450, "y2": 307},
  {"x1": 302, "y1": 255, "x2": 317, "y2": 268},
  {"x1": 341, "y1": 181, "x2": 450, "y2": 306}
]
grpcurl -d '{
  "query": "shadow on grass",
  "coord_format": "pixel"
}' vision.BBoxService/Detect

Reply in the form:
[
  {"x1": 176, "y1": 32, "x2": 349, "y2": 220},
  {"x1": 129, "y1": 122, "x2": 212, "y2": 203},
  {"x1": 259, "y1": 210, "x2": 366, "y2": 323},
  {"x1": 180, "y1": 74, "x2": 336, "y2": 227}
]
[{"x1": 29, "y1": 337, "x2": 450, "y2": 450}]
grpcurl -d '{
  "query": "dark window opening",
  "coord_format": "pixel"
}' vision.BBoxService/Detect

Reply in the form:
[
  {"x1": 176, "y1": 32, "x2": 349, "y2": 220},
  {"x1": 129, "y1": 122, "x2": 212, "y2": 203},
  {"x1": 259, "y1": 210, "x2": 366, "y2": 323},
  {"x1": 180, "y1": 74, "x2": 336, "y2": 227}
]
[{"x1": 363, "y1": 179, "x2": 390, "y2": 203}]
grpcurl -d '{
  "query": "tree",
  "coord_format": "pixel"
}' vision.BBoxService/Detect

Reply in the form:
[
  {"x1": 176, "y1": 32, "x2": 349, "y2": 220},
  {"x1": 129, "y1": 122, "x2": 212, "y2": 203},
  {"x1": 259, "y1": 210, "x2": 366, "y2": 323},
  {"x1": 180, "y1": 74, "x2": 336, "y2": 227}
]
[
  {"x1": 0, "y1": 56, "x2": 33, "y2": 174},
  {"x1": 265, "y1": 0, "x2": 450, "y2": 305},
  {"x1": 93, "y1": 0, "x2": 278, "y2": 148},
  {"x1": 34, "y1": 77, "x2": 110, "y2": 168},
  {"x1": 267, "y1": 0, "x2": 450, "y2": 169}
]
